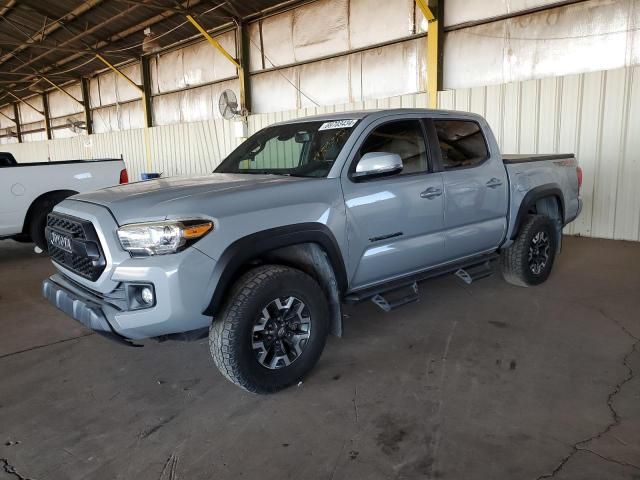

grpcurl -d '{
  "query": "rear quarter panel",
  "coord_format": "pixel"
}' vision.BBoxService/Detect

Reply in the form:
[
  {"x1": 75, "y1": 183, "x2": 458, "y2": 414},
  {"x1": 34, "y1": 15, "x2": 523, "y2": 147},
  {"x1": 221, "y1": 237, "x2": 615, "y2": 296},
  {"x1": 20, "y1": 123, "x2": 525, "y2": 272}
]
[{"x1": 504, "y1": 159, "x2": 580, "y2": 241}]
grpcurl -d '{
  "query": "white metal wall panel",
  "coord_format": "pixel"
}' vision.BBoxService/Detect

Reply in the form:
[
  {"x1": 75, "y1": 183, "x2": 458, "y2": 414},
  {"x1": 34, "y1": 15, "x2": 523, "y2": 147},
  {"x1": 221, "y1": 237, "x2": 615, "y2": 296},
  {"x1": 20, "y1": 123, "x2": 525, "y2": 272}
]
[
  {"x1": 0, "y1": 105, "x2": 15, "y2": 129},
  {"x1": 0, "y1": 136, "x2": 19, "y2": 145},
  {"x1": 444, "y1": 0, "x2": 640, "y2": 89},
  {"x1": 181, "y1": 41, "x2": 218, "y2": 86},
  {"x1": 21, "y1": 131, "x2": 46, "y2": 143},
  {"x1": 0, "y1": 140, "x2": 48, "y2": 161},
  {"x1": 97, "y1": 71, "x2": 118, "y2": 106},
  {"x1": 261, "y1": 10, "x2": 296, "y2": 67},
  {"x1": 48, "y1": 83, "x2": 84, "y2": 117},
  {"x1": 349, "y1": 0, "x2": 414, "y2": 49},
  {"x1": 116, "y1": 63, "x2": 142, "y2": 103},
  {"x1": 150, "y1": 32, "x2": 237, "y2": 95},
  {"x1": 153, "y1": 80, "x2": 241, "y2": 125},
  {"x1": 292, "y1": 0, "x2": 349, "y2": 62},
  {"x1": 298, "y1": 56, "x2": 351, "y2": 108},
  {"x1": 17, "y1": 96, "x2": 44, "y2": 124},
  {"x1": 251, "y1": 68, "x2": 299, "y2": 113},
  {"x1": 438, "y1": 65, "x2": 640, "y2": 241},
  {"x1": 251, "y1": 38, "x2": 426, "y2": 113},
  {"x1": 89, "y1": 77, "x2": 101, "y2": 109},
  {"x1": 152, "y1": 48, "x2": 185, "y2": 93},
  {"x1": 247, "y1": 21, "x2": 263, "y2": 72},
  {"x1": 361, "y1": 39, "x2": 422, "y2": 100},
  {"x1": 152, "y1": 92, "x2": 182, "y2": 126},
  {"x1": 445, "y1": 0, "x2": 577, "y2": 27}
]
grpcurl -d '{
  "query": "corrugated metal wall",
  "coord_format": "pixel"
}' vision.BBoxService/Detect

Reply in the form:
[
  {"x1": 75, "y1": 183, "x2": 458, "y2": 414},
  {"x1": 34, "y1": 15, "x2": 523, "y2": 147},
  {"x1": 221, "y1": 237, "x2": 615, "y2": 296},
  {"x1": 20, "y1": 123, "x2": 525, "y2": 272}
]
[
  {"x1": 439, "y1": 65, "x2": 640, "y2": 242},
  {"x1": 2, "y1": 65, "x2": 639, "y2": 242}
]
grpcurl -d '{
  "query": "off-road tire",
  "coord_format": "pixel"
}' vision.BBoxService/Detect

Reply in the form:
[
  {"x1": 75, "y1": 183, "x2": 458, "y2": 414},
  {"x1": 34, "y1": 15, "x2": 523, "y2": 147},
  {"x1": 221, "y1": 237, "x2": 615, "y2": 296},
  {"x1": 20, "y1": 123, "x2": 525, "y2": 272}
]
[
  {"x1": 209, "y1": 265, "x2": 329, "y2": 394},
  {"x1": 501, "y1": 214, "x2": 557, "y2": 287},
  {"x1": 29, "y1": 193, "x2": 72, "y2": 252}
]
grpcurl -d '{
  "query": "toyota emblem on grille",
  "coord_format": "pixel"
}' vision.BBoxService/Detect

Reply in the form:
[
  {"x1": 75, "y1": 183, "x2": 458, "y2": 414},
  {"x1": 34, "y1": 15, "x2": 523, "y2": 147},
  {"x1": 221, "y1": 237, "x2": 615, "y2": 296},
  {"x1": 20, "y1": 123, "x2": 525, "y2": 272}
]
[{"x1": 50, "y1": 231, "x2": 72, "y2": 253}]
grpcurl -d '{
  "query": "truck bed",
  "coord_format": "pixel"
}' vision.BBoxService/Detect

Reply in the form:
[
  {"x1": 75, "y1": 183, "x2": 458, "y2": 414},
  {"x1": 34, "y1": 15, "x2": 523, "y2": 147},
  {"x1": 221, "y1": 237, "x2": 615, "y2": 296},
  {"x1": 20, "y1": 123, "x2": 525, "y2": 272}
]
[
  {"x1": 502, "y1": 153, "x2": 574, "y2": 164},
  {"x1": 0, "y1": 158, "x2": 122, "y2": 168}
]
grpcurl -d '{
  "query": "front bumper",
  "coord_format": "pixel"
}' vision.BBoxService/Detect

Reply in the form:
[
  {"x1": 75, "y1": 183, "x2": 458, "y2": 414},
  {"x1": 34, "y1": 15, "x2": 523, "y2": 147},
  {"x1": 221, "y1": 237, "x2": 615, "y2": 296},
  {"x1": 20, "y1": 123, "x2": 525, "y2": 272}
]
[
  {"x1": 43, "y1": 246, "x2": 217, "y2": 341},
  {"x1": 43, "y1": 274, "x2": 136, "y2": 346}
]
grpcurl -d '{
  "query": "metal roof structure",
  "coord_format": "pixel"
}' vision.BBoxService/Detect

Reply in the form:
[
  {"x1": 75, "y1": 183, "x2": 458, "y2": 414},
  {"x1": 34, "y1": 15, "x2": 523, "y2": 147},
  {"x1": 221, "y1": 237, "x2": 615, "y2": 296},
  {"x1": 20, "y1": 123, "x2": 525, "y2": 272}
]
[{"x1": 0, "y1": 0, "x2": 294, "y2": 107}]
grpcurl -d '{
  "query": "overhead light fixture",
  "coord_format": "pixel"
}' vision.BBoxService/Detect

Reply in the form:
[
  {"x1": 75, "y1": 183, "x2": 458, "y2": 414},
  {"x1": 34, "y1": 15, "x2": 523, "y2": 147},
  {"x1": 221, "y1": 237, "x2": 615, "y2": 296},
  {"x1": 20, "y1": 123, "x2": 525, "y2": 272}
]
[{"x1": 142, "y1": 27, "x2": 161, "y2": 54}]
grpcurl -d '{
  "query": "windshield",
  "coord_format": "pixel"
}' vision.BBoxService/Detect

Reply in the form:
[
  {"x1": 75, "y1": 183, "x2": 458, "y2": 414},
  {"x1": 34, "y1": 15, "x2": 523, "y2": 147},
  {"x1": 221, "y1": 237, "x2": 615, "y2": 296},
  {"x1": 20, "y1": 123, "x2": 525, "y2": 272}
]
[{"x1": 215, "y1": 119, "x2": 359, "y2": 177}]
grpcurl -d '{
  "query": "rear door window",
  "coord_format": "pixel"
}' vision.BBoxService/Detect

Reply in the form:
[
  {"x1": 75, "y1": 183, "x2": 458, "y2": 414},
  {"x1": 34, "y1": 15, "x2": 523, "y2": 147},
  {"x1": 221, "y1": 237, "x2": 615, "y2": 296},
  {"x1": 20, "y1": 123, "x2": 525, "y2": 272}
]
[{"x1": 433, "y1": 120, "x2": 488, "y2": 169}]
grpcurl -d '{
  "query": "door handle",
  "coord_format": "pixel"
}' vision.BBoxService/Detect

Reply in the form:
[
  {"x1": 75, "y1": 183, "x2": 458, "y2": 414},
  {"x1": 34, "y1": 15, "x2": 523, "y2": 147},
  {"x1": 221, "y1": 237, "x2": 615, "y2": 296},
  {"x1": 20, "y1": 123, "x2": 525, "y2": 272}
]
[
  {"x1": 486, "y1": 177, "x2": 503, "y2": 188},
  {"x1": 420, "y1": 187, "x2": 443, "y2": 199}
]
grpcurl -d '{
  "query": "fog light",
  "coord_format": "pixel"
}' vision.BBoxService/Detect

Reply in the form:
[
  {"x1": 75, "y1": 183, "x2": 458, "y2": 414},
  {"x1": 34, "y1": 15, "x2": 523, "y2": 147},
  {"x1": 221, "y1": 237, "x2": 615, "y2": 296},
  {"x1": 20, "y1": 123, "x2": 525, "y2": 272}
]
[{"x1": 141, "y1": 287, "x2": 154, "y2": 305}]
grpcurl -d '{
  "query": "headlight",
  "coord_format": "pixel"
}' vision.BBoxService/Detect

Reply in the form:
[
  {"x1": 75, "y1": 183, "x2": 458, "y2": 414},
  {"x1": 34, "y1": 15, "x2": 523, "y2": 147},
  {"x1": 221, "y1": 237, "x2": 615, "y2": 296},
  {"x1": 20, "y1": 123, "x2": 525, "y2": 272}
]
[{"x1": 117, "y1": 220, "x2": 213, "y2": 256}]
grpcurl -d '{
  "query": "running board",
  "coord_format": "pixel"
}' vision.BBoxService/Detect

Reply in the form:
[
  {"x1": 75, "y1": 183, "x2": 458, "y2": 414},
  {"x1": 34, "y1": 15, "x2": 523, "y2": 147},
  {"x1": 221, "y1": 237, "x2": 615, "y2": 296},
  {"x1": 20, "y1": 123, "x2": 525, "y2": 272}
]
[
  {"x1": 344, "y1": 253, "x2": 499, "y2": 305},
  {"x1": 454, "y1": 261, "x2": 493, "y2": 285},
  {"x1": 371, "y1": 282, "x2": 419, "y2": 312}
]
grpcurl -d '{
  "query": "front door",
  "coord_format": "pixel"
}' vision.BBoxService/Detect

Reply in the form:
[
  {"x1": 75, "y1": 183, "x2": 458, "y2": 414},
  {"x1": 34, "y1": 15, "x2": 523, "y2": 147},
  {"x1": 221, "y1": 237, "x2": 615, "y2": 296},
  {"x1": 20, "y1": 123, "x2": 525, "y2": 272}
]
[{"x1": 341, "y1": 118, "x2": 447, "y2": 289}]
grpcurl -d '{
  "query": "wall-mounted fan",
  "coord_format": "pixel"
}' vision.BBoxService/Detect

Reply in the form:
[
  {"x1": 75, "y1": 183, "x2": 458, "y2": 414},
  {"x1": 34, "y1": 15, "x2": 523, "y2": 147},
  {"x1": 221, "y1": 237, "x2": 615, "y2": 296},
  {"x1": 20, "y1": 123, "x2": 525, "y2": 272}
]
[
  {"x1": 218, "y1": 89, "x2": 247, "y2": 119},
  {"x1": 66, "y1": 118, "x2": 86, "y2": 134}
]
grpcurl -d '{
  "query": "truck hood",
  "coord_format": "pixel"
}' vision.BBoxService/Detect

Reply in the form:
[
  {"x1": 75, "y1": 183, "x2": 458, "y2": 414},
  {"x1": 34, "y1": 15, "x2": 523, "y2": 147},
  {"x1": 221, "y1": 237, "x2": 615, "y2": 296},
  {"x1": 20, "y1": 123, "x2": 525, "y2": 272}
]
[{"x1": 71, "y1": 173, "x2": 311, "y2": 224}]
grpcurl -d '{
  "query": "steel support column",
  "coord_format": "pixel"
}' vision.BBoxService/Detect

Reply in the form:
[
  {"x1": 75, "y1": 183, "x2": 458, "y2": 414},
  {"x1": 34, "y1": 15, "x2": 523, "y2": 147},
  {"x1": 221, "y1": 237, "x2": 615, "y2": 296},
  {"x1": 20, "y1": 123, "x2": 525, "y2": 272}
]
[
  {"x1": 81, "y1": 77, "x2": 93, "y2": 135},
  {"x1": 416, "y1": 0, "x2": 443, "y2": 108},
  {"x1": 140, "y1": 56, "x2": 153, "y2": 128},
  {"x1": 237, "y1": 21, "x2": 252, "y2": 113},
  {"x1": 12, "y1": 102, "x2": 21, "y2": 143},
  {"x1": 42, "y1": 93, "x2": 52, "y2": 140}
]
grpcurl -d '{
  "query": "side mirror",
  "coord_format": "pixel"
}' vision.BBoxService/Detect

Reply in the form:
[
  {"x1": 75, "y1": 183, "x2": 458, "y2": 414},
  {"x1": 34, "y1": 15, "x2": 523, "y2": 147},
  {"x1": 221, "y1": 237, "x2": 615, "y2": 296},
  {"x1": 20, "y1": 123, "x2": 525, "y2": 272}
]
[{"x1": 353, "y1": 152, "x2": 403, "y2": 179}]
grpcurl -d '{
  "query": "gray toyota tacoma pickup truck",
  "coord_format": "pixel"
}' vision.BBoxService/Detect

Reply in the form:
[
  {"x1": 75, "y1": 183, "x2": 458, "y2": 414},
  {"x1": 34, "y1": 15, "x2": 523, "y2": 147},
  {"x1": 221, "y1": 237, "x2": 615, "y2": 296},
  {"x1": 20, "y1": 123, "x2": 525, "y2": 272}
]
[{"x1": 42, "y1": 109, "x2": 582, "y2": 393}]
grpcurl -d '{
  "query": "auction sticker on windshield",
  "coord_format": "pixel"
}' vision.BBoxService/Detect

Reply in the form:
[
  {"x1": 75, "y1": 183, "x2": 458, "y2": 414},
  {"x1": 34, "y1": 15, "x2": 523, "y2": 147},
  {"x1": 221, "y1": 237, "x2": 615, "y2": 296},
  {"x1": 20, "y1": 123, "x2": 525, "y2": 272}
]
[{"x1": 318, "y1": 119, "x2": 358, "y2": 130}]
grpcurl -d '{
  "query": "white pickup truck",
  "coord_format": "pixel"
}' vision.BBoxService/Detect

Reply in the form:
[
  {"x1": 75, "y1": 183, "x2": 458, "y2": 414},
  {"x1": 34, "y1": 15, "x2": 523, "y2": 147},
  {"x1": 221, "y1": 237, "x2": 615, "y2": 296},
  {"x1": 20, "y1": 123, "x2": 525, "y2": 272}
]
[{"x1": 0, "y1": 152, "x2": 127, "y2": 250}]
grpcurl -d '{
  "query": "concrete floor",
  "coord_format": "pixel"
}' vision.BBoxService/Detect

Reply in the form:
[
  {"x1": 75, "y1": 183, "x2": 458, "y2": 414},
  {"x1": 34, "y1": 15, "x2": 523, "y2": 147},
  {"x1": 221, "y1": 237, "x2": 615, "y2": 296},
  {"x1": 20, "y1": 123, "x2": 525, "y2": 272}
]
[{"x1": 0, "y1": 236, "x2": 638, "y2": 480}]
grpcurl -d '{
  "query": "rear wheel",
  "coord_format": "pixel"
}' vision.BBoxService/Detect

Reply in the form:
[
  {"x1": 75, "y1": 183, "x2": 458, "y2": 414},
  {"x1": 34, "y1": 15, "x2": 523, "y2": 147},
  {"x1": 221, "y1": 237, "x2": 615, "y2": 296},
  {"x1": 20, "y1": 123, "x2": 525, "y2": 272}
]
[
  {"x1": 501, "y1": 214, "x2": 557, "y2": 287},
  {"x1": 209, "y1": 265, "x2": 329, "y2": 393}
]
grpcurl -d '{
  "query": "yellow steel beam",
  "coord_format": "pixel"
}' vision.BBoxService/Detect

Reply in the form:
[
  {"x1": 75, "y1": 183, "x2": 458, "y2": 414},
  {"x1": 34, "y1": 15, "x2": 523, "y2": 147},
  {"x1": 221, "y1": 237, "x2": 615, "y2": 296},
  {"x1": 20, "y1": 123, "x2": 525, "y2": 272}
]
[
  {"x1": 416, "y1": 0, "x2": 435, "y2": 21},
  {"x1": 95, "y1": 53, "x2": 143, "y2": 93},
  {"x1": 40, "y1": 76, "x2": 84, "y2": 107},
  {"x1": 5, "y1": 90, "x2": 44, "y2": 116},
  {"x1": 185, "y1": 15, "x2": 241, "y2": 69},
  {"x1": 415, "y1": 0, "x2": 439, "y2": 108},
  {"x1": 95, "y1": 53, "x2": 152, "y2": 172},
  {"x1": 186, "y1": 14, "x2": 249, "y2": 112}
]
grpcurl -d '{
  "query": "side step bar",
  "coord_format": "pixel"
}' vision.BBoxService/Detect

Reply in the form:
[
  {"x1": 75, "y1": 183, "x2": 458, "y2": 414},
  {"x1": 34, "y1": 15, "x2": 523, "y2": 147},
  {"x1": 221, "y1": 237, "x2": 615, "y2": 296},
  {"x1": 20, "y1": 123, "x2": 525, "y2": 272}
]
[
  {"x1": 455, "y1": 260, "x2": 493, "y2": 285},
  {"x1": 371, "y1": 282, "x2": 419, "y2": 312},
  {"x1": 344, "y1": 253, "x2": 499, "y2": 309}
]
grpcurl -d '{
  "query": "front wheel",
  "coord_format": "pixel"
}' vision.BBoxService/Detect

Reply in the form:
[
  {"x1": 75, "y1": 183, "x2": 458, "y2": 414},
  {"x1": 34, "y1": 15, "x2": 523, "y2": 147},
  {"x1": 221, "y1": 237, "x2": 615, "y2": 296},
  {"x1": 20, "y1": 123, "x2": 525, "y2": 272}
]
[
  {"x1": 209, "y1": 265, "x2": 329, "y2": 394},
  {"x1": 501, "y1": 214, "x2": 557, "y2": 287}
]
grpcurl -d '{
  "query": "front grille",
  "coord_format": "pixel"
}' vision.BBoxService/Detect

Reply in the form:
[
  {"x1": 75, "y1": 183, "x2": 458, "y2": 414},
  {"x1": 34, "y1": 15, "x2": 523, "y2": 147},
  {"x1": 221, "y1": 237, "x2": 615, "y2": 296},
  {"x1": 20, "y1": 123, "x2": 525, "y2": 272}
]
[{"x1": 46, "y1": 213, "x2": 106, "y2": 281}]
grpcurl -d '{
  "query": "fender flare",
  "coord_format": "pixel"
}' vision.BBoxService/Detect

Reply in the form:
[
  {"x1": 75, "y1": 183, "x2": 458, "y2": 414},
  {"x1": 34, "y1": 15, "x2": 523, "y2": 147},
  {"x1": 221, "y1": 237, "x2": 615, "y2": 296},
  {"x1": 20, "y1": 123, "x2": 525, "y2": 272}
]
[
  {"x1": 511, "y1": 184, "x2": 565, "y2": 240},
  {"x1": 203, "y1": 223, "x2": 347, "y2": 316}
]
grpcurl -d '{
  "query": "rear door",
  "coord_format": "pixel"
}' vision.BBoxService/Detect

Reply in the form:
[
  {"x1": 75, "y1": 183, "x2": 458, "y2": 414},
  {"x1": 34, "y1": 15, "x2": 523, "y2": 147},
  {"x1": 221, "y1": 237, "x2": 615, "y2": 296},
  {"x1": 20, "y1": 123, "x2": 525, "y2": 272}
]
[
  {"x1": 428, "y1": 118, "x2": 508, "y2": 260},
  {"x1": 341, "y1": 117, "x2": 447, "y2": 289}
]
